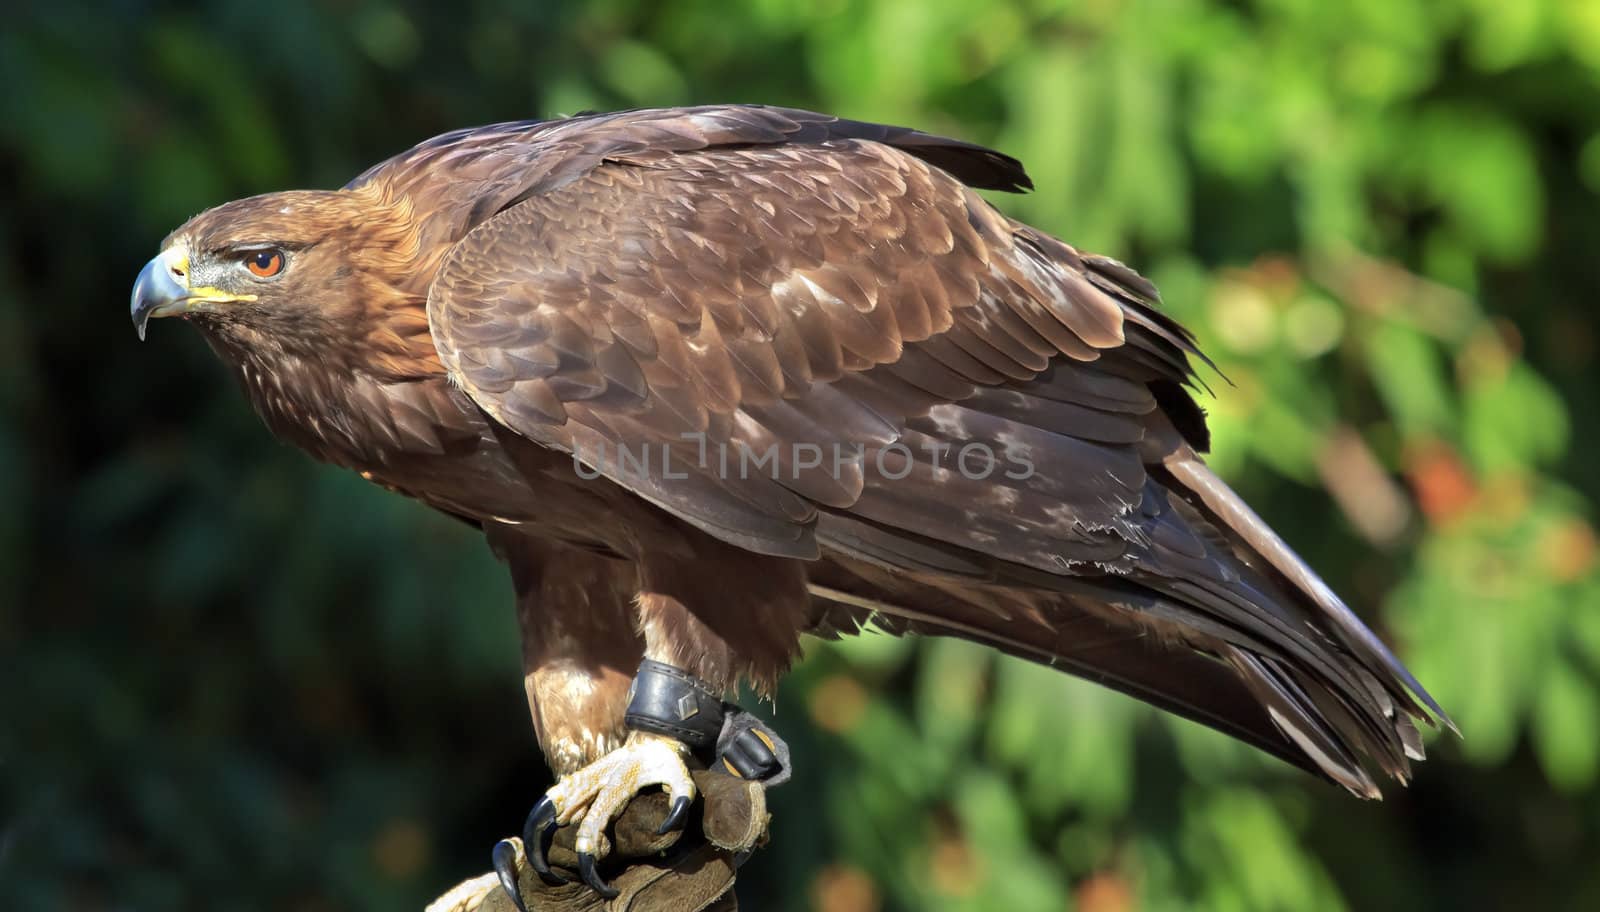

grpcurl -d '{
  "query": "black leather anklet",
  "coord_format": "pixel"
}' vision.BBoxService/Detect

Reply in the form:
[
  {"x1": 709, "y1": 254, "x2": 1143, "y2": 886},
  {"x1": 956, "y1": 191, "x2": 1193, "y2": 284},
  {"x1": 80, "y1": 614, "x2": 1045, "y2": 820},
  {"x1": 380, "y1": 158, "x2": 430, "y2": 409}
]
[{"x1": 623, "y1": 659, "x2": 726, "y2": 753}]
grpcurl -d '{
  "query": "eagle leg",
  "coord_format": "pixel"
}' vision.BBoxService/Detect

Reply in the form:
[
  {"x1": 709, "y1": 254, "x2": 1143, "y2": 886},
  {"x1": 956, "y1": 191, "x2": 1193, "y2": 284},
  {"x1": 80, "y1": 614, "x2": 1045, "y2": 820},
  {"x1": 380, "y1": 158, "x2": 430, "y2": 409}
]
[
  {"x1": 491, "y1": 535, "x2": 804, "y2": 903},
  {"x1": 518, "y1": 729, "x2": 698, "y2": 898},
  {"x1": 517, "y1": 656, "x2": 725, "y2": 896},
  {"x1": 495, "y1": 660, "x2": 792, "y2": 903}
]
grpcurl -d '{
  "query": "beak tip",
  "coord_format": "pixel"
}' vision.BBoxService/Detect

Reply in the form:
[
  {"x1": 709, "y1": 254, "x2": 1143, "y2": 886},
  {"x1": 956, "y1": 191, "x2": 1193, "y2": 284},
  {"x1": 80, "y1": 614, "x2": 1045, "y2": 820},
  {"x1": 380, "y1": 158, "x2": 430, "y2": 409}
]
[
  {"x1": 131, "y1": 301, "x2": 152, "y2": 341},
  {"x1": 131, "y1": 250, "x2": 186, "y2": 341}
]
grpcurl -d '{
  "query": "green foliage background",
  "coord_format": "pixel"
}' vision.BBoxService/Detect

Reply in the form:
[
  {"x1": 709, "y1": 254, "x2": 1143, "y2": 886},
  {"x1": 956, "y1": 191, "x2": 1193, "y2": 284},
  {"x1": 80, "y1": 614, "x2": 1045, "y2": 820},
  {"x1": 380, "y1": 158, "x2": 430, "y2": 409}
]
[{"x1": 5, "y1": 0, "x2": 1600, "y2": 908}]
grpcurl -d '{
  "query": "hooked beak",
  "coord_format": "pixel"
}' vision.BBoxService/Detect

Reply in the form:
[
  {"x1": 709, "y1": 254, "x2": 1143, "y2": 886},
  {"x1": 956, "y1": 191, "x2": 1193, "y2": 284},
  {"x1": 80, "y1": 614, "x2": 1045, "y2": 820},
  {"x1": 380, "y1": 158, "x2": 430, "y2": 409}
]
[
  {"x1": 131, "y1": 248, "x2": 190, "y2": 341},
  {"x1": 130, "y1": 247, "x2": 256, "y2": 340}
]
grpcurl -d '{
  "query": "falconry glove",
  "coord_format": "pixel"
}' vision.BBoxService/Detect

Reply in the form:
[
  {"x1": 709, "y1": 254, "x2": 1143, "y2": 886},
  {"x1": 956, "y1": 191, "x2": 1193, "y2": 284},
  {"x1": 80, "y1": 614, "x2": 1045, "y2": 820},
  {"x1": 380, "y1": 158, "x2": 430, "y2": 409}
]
[{"x1": 433, "y1": 768, "x2": 771, "y2": 912}]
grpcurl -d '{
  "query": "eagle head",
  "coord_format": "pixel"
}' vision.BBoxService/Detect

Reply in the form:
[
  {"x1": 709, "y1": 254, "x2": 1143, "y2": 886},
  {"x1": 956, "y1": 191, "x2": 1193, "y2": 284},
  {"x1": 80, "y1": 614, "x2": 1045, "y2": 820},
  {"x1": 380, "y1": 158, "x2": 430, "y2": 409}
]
[{"x1": 131, "y1": 185, "x2": 437, "y2": 378}]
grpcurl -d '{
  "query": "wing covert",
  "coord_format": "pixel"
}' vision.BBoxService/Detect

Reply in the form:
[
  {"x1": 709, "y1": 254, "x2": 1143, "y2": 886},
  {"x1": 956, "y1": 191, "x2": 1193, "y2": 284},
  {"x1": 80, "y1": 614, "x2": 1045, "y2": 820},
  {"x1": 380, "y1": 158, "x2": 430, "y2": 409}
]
[{"x1": 428, "y1": 135, "x2": 1179, "y2": 559}]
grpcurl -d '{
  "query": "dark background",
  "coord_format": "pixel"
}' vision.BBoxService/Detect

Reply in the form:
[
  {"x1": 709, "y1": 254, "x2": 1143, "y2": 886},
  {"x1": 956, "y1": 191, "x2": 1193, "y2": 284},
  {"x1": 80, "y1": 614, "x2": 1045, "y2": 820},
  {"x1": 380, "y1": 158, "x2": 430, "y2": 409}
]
[{"x1": 5, "y1": 0, "x2": 1600, "y2": 909}]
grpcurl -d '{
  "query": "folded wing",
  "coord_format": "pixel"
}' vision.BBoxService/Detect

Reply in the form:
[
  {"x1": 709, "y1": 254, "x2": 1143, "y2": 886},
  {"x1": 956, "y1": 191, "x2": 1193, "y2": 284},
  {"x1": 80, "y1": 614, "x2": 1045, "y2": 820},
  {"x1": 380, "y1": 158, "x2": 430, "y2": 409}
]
[{"x1": 423, "y1": 105, "x2": 1448, "y2": 794}]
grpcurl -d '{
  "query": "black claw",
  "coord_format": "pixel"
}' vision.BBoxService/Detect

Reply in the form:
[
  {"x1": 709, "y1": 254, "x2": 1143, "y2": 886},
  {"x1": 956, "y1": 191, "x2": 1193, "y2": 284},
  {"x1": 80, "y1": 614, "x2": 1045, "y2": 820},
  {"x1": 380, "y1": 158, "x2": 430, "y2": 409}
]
[
  {"x1": 521, "y1": 796, "x2": 567, "y2": 886},
  {"x1": 656, "y1": 795, "x2": 692, "y2": 835},
  {"x1": 578, "y1": 852, "x2": 619, "y2": 899},
  {"x1": 492, "y1": 839, "x2": 531, "y2": 912}
]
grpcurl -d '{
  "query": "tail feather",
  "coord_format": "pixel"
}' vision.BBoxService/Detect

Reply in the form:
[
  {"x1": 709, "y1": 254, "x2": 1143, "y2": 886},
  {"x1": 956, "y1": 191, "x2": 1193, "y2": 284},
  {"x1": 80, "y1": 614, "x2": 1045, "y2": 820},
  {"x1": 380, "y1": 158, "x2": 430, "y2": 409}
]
[
  {"x1": 1222, "y1": 646, "x2": 1382, "y2": 798},
  {"x1": 1161, "y1": 452, "x2": 1453, "y2": 731},
  {"x1": 807, "y1": 582, "x2": 1350, "y2": 782},
  {"x1": 811, "y1": 450, "x2": 1442, "y2": 798}
]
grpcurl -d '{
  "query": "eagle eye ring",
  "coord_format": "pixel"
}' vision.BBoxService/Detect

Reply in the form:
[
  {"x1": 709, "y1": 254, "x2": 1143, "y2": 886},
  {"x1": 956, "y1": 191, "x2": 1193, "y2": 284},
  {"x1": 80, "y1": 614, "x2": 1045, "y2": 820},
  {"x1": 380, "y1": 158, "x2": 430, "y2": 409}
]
[{"x1": 243, "y1": 249, "x2": 285, "y2": 279}]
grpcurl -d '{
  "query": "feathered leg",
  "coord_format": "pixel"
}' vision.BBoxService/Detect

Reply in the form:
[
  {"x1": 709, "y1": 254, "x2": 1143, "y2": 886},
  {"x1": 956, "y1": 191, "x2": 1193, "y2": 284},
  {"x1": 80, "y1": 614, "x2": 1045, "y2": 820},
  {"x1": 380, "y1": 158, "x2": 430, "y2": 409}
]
[
  {"x1": 486, "y1": 530, "x2": 648, "y2": 903},
  {"x1": 497, "y1": 528, "x2": 808, "y2": 900}
]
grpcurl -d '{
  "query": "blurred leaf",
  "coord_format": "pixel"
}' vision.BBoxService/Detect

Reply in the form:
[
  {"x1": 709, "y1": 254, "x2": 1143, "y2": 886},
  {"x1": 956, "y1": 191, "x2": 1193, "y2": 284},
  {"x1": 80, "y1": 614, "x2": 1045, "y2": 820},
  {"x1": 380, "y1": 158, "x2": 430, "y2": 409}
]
[
  {"x1": 1463, "y1": 361, "x2": 1570, "y2": 473},
  {"x1": 1183, "y1": 789, "x2": 1344, "y2": 912},
  {"x1": 598, "y1": 40, "x2": 691, "y2": 107},
  {"x1": 1409, "y1": 108, "x2": 1544, "y2": 263},
  {"x1": 952, "y1": 770, "x2": 1068, "y2": 911},
  {"x1": 1533, "y1": 659, "x2": 1600, "y2": 791},
  {"x1": 1366, "y1": 322, "x2": 1458, "y2": 438}
]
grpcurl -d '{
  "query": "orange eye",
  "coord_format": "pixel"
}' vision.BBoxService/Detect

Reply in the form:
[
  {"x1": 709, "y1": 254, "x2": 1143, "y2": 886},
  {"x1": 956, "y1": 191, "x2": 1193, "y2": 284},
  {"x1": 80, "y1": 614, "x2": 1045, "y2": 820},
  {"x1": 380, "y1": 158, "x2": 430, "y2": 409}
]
[{"x1": 244, "y1": 249, "x2": 284, "y2": 278}]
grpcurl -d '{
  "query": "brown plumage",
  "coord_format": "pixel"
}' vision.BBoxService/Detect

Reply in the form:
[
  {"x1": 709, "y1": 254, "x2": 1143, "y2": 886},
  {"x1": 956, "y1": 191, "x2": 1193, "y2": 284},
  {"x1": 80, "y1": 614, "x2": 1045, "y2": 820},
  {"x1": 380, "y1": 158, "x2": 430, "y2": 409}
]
[{"x1": 134, "y1": 105, "x2": 1449, "y2": 798}]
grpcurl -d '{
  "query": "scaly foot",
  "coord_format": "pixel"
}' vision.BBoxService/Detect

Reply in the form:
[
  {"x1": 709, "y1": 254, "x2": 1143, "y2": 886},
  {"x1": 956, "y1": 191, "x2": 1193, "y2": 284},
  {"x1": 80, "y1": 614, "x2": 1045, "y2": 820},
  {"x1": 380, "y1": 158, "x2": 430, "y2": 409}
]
[{"x1": 498, "y1": 732, "x2": 696, "y2": 902}]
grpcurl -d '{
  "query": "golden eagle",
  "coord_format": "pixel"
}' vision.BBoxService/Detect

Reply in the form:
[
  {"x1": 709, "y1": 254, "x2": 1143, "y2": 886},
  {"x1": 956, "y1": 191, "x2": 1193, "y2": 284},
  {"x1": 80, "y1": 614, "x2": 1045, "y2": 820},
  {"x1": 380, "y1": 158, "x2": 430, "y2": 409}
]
[{"x1": 132, "y1": 105, "x2": 1449, "y2": 899}]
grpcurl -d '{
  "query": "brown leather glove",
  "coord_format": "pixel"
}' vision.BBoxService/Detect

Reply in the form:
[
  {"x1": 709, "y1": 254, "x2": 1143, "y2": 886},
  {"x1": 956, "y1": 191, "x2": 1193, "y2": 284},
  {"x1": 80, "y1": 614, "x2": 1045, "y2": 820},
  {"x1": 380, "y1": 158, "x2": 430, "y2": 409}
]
[{"x1": 428, "y1": 769, "x2": 769, "y2": 912}]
